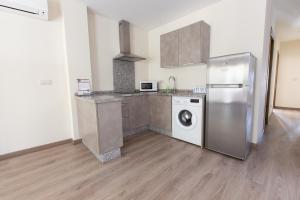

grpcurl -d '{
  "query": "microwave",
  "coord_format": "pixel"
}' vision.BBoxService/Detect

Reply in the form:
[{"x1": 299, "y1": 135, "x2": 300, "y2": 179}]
[{"x1": 140, "y1": 81, "x2": 158, "y2": 92}]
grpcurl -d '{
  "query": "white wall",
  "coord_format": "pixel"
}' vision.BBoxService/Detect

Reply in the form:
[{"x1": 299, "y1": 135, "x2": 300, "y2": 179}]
[
  {"x1": 88, "y1": 11, "x2": 149, "y2": 91},
  {"x1": 148, "y1": 0, "x2": 270, "y2": 143},
  {"x1": 275, "y1": 40, "x2": 300, "y2": 108},
  {"x1": 268, "y1": 22, "x2": 280, "y2": 118},
  {"x1": 268, "y1": 39, "x2": 280, "y2": 118},
  {"x1": 257, "y1": 0, "x2": 273, "y2": 139},
  {"x1": 0, "y1": 0, "x2": 72, "y2": 154},
  {"x1": 268, "y1": 9, "x2": 300, "y2": 117},
  {"x1": 61, "y1": 0, "x2": 92, "y2": 140},
  {"x1": 277, "y1": 22, "x2": 300, "y2": 42},
  {"x1": 0, "y1": 0, "x2": 148, "y2": 154}
]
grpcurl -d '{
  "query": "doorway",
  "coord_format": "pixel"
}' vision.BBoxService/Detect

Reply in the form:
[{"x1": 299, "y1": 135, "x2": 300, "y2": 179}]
[
  {"x1": 273, "y1": 40, "x2": 300, "y2": 110},
  {"x1": 264, "y1": 36, "x2": 275, "y2": 126}
]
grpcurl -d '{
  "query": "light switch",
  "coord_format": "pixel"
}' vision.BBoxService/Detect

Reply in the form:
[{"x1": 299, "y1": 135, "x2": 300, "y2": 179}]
[{"x1": 40, "y1": 80, "x2": 53, "y2": 86}]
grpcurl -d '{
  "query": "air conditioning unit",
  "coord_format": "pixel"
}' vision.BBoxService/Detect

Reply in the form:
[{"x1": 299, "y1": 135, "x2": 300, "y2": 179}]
[{"x1": 0, "y1": 0, "x2": 48, "y2": 20}]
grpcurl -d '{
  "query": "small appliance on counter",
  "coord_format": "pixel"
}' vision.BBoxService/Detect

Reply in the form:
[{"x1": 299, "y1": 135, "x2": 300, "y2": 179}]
[
  {"x1": 139, "y1": 81, "x2": 158, "y2": 92},
  {"x1": 77, "y1": 79, "x2": 92, "y2": 96}
]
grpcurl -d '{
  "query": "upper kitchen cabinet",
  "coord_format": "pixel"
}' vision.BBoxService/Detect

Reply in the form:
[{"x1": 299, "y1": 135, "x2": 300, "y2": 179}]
[
  {"x1": 160, "y1": 21, "x2": 210, "y2": 68},
  {"x1": 160, "y1": 30, "x2": 179, "y2": 68},
  {"x1": 179, "y1": 21, "x2": 210, "y2": 66}
]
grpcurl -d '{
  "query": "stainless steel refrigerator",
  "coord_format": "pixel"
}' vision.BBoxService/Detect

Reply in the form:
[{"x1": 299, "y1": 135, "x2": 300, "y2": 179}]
[{"x1": 205, "y1": 53, "x2": 256, "y2": 160}]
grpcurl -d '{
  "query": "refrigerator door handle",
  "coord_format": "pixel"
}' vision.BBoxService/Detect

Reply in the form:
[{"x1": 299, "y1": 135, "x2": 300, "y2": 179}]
[{"x1": 207, "y1": 84, "x2": 243, "y2": 88}]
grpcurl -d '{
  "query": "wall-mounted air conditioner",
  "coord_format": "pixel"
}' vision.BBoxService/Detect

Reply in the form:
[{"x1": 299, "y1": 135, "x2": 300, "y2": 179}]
[{"x1": 0, "y1": 0, "x2": 48, "y2": 20}]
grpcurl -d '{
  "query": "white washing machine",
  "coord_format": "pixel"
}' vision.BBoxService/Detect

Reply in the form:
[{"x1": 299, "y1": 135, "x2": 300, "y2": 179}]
[{"x1": 172, "y1": 96, "x2": 204, "y2": 146}]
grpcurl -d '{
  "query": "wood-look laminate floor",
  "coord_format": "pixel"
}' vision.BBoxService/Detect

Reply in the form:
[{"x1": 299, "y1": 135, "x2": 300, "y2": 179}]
[{"x1": 1, "y1": 109, "x2": 300, "y2": 200}]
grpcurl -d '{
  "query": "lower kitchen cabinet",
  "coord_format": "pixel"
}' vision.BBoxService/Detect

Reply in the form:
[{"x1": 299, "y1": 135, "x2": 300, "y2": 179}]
[
  {"x1": 121, "y1": 101, "x2": 131, "y2": 133},
  {"x1": 76, "y1": 99, "x2": 123, "y2": 162},
  {"x1": 129, "y1": 95, "x2": 149, "y2": 130},
  {"x1": 122, "y1": 95, "x2": 172, "y2": 137},
  {"x1": 122, "y1": 95, "x2": 149, "y2": 136},
  {"x1": 148, "y1": 95, "x2": 172, "y2": 136}
]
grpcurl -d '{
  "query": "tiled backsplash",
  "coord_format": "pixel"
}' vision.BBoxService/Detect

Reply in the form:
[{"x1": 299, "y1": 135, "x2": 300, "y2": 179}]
[{"x1": 113, "y1": 60, "x2": 135, "y2": 93}]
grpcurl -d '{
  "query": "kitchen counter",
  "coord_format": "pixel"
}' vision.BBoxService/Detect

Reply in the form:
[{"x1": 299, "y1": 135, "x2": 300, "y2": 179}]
[
  {"x1": 75, "y1": 90, "x2": 206, "y2": 162},
  {"x1": 76, "y1": 90, "x2": 206, "y2": 103},
  {"x1": 76, "y1": 94, "x2": 123, "y2": 163}
]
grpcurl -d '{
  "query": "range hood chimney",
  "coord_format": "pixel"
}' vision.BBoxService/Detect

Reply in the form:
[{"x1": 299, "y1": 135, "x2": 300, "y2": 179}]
[{"x1": 113, "y1": 20, "x2": 146, "y2": 62}]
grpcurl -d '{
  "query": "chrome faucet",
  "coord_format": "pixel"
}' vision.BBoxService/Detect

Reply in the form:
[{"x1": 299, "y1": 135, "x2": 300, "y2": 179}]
[{"x1": 168, "y1": 75, "x2": 176, "y2": 93}]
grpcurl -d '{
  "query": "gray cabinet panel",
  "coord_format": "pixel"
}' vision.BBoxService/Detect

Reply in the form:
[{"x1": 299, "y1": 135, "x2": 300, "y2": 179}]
[
  {"x1": 122, "y1": 102, "x2": 129, "y2": 118},
  {"x1": 122, "y1": 96, "x2": 149, "y2": 136},
  {"x1": 122, "y1": 95, "x2": 171, "y2": 137},
  {"x1": 77, "y1": 99, "x2": 123, "y2": 159},
  {"x1": 149, "y1": 95, "x2": 172, "y2": 136},
  {"x1": 160, "y1": 21, "x2": 210, "y2": 68},
  {"x1": 179, "y1": 22, "x2": 201, "y2": 65},
  {"x1": 200, "y1": 21, "x2": 211, "y2": 63},
  {"x1": 122, "y1": 117, "x2": 130, "y2": 132},
  {"x1": 77, "y1": 100, "x2": 99, "y2": 154},
  {"x1": 179, "y1": 21, "x2": 210, "y2": 65},
  {"x1": 97, "y1": 102, "x2": 123, "y2": 153},
  {"x1": 129, "y1": 95, "x2": 149, "y2": 130},
  {"x1": 179, "y1": 23, "x2": 201, "y2": 66},
  {"x1": 160, "y1": 30, "x2": 179, "y2": 68}
]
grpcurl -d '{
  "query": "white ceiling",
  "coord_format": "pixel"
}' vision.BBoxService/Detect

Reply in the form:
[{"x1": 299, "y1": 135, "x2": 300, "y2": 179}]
[
  {"x1": 273, "y1": 0, "x2": 300, "y2": 41},
  {"x1": 81, "y1": 0, "x2": 220, "y2": 30},
  {"x1": 273, "y1": 0, "x2": 300, "y2": 28},
  {"x1": 276, "y1": 21, "x2": 300, "y2": 41}
]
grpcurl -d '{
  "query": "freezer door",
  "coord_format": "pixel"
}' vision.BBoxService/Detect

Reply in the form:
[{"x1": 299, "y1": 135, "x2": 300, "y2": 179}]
[
  {"x1": 205, "y1": 85, "x2": 248, "y2": 159},
  {"x1": 207, "y1": 54, "x2": 250, "y2": 85}
]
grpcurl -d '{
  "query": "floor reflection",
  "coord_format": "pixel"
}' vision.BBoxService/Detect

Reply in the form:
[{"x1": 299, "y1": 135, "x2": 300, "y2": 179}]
[{"x1": 272, "y1": 109, "x2": 300, "y2": 139}]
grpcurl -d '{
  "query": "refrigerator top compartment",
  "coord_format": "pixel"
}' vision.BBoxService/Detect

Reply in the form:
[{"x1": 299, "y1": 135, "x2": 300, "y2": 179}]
[{"x1": 207, "y1": 53, "x2": 254, "y2": 85}]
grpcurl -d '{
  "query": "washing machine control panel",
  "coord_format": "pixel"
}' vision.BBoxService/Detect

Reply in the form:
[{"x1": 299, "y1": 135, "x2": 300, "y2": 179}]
[
  {"x1": 172, "y1": 97, "x2": 203, "y2": 107},
  {"x1": 190, "y1": 99, "x2": 200, "y2": 103}
]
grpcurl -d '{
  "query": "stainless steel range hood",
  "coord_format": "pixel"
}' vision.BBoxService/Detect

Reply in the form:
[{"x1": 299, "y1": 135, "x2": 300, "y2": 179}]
[{"x1": 113, "y1": 20, "x2": 146, "y2": 62}]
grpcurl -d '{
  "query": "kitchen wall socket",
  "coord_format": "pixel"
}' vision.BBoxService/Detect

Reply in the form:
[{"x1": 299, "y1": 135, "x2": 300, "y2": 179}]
[{"x1": 40, "y1": 80, "x2": 53, "y2": 86}]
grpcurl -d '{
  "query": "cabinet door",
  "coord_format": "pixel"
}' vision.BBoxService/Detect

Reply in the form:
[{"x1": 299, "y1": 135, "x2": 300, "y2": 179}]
[
  {"x1": 179, "y1": 22, "x2": 201, "y2": 66},
  {"x1": 199, "y1": 21, "x2": 211, "y2": 63},
  {"x1": 77, "y1": 100, "x2": 99, "y2": 154},
  {"x1": 122, "y1": 102, "x2": 131, "y2": 133},
  {"x1": 160, "y1": 30, "x2": 179, "y2": 68},
  {"x1": 179, "y1": 21, "x2": 210, "y2": 66},
  {"x1": 129, "y1": 96, "x2": 149, "y2": 130},
  {"x1": 121, "y1": 98, "x2": 131, "y2": 136},
  {"x1": 149, "y1": 95, "x2": 172, "y2": 135},
  {"x1": 97, "y1": 102, "x2": 123, "y2": 153},
  {"x1": 122, "y1": 116, "x2": 131, "y2": 137}
]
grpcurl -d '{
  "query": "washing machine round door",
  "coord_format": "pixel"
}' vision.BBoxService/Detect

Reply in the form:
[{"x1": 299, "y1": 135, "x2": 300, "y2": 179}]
[{"x1": 177, "y1": 109, "x2": 197, "y2": 129}]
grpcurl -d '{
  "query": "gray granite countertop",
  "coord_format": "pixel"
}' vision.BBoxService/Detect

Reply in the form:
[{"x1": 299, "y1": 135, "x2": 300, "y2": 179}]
[
  {"x1": 76, "y1": 90, "x2": 206, "y2": 104},
  {"x1": 75, "y1": 94, "x2": 123, "y2": 104}
]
